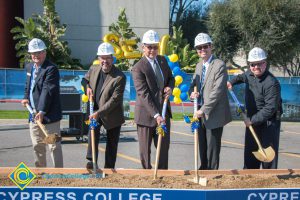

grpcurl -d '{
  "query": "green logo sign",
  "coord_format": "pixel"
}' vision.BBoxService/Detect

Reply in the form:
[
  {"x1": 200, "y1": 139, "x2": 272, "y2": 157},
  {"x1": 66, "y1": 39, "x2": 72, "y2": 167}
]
[{"x1": 8, "y1": 162, "x2": 36, "y2": 190}]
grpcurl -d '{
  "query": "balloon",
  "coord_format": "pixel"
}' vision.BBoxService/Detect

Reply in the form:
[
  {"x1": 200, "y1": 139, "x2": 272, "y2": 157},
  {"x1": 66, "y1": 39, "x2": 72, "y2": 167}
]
[
  {"x1": 180, "y1": 71, "x2": 187, "y2": 79},
  {"x1": 172, "y1": 67, "x2": 181, "y2": 76},
  {"x1": 168, "y1": 61, "x2": 175, "y2": 70},
  {"x1": 169, "y1": 95, "x2": 174, "y2": 102},
  {"x1": 103, "y1": 33, "x2": 123, "y2": 59},
  {"x1": 180, "y1": 92, "x2": 188, "y2": 101},
  {"x1": 179, "y1": 84, "x2": 189, "y2": 93},
  {"x1": 82, "y1": 94, "x2": 89, "y2": 103},
  {"x1": 172, "y1": 87, "x2": 181, "y2": 97},
  {"x1": 159, "y1": 35, "x2": 170, "y2": 55},
  {"x1": 173, "y1": 62, "x2": 180, "y2": 68},
  {"x1": 93, "y1": 59, "x2": 100, "y2": 65},
  {"x1": 173, "y1": 96, "x2": 182, "y2": 104},
  {"x1": 113, "y1": 56, "x2": 117, "y2": 64},
  {"x1": 169, "y1": 54, "x2": 179, "y2": 62},
  {"x1": 175, "y1": 75, "x2": 183, "y2": 86},
  {"x1": 121, "y1": 39, "x2": 142, "y2": 59},
  {"x1": 164, "y1": 55, "x2": 170, "y2": 62}
]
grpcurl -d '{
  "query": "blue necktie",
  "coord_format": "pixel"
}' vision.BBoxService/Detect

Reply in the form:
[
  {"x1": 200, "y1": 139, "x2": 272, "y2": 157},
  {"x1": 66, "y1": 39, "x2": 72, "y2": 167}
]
[{"x1": 199, "y1": 64, "x2": 206, "y2": 105}]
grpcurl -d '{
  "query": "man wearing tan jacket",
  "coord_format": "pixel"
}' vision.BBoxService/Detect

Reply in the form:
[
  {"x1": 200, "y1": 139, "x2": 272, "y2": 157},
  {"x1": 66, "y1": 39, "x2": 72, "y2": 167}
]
[
  {"x1": 190, "y1": 33, "x2": 232, "y2": 170},
  {"x1": 82, "y1": 42, "x2": 126, "y2": 169}
]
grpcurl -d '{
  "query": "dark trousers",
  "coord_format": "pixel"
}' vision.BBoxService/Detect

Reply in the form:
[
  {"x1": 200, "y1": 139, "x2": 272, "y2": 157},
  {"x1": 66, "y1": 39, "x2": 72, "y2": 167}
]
[
  {"x1": 198, "y1": 121, "x2": 223, "y2": 170},
  {"x1": 86, "y1": 123, "x2": 121, "y2": 169},
  {"x1": 244, "y1": 120, "x2": 281, "y2": 169},
  {"x1": 137, "y1": 117, "x2": 170, "y2": 169}
]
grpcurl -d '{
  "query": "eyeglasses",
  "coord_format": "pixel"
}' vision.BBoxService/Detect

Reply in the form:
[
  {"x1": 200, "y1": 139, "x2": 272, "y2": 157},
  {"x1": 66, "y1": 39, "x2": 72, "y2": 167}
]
[
  {"x1": 195, "y1": 45, "x2": 210, "y2": 51},
  {"x1": 249, "y1": 62, "x2": 266, "y2": 68},
  {"x1": 145, "y1": 45, "x2": 159, "y2": 50},
  {"x1": 30, "y1": 51, "x2": 44, "y2": 56}
]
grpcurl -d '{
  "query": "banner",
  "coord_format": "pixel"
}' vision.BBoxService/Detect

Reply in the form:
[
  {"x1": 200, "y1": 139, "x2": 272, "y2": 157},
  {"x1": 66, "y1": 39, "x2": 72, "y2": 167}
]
[{"x1": 0, "y1": 187, "x2": 299, "y2": 200}]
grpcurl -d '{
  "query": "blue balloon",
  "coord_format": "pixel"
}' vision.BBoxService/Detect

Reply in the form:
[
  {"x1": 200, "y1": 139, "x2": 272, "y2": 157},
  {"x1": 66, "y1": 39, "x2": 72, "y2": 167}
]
[
  {"x1": 180, "y1": 92, "x2": 188, "y2": 101},
  {"x1": 179, "y1": 84, "x2": 189, "y2": 93},
  {"x1": 113, "y1": 56, "x2": 117, "y2": 64},
  {"x1": 172, "y1": 67, "x2": 181, "y2": 76},
  {"x1": 180, "y1": 71, "x2": 187, "y2": 79},
  {"x1": 169, "y1": 95, "x2": 174, "y2": 102},
  {"x1": 168, "y1": 61, "x2": 175, "y2": 70},
  {"x1": 164, "y1": 55, "x2": 170, "y2": 62},
  {"x1": 173, "y1": 62, "x2": 180, "y2": 68}
]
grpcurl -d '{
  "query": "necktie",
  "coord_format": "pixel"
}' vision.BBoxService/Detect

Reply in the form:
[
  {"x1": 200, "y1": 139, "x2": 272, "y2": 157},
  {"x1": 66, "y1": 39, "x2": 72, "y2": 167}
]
[
  {"x1": 154, "y1": 61, "x2": 164, "y2": 90},
  {"x1": 200, "y1": 64, "x2": 206, "y2": 88},
  {"x1": 199, "y1": 64, "x2": 206, "y2": 105}
]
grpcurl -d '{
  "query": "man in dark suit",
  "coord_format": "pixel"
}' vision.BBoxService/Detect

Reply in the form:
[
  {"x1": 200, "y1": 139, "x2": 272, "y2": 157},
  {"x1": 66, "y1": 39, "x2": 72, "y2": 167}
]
[
  {"x1": 81, "y1": 42, "x2": 126, "y2": 169},
  {"x1": 189, "y1": 33, "x2": 232, "y2": 170},
  {"x1": 132, "y1": 30, "x2": 174, "y2": 169},
  {"x1": 21, "y1": 38, "x2": 63, "y2": 168}
]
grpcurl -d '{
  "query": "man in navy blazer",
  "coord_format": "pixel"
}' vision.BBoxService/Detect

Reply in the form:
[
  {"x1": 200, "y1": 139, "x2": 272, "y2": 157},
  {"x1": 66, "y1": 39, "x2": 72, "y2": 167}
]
[{"x1": 21, "y1": 38, "x2": 63, "y2": 168}]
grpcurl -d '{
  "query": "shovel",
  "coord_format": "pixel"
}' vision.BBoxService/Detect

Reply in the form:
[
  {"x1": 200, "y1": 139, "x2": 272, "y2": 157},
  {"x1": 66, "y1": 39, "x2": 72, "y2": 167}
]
[
  {"x1": 25, "y1": 103, "x2": 61, "y2": 144},
  {"x1": 228, "y1": 89, "x2": 275, "y2": 162},
  {"x1": 187, "y1": 87, "x2": 207, "y2": 186},
  {"x1": 89, "y1": 100, "x2": 98, "y2": 175},
  {"x1": 153, "y1": 97, "x2": 168, "y2": 180}
]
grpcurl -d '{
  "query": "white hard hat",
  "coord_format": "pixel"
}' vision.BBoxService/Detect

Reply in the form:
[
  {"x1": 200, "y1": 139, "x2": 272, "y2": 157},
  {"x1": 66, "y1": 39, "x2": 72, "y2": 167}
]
[
  {"x1": 142, "y1": 30, "x2": 160, "y2": 44},
  {"x1": 194, "y1": 33, "x2": 212, "y2": 47},
  {"x1": 28, "y1": 38, "x2": 46, "y2": 53},
  {"x1": 97, "y1": 42, "x2": 115, "y2": 56},
  {"x1": 248, "y1": 47, "x2": 267, "y2": 62}
]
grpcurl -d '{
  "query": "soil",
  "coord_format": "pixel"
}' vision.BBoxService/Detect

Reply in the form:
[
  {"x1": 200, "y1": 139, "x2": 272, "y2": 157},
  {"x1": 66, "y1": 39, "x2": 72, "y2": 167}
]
[{"x1": 1, "y1": 173, "x2": 300, "y2": 189}]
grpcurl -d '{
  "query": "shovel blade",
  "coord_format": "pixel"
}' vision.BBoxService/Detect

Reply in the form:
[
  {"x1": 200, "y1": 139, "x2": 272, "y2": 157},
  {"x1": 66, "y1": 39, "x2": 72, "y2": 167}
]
[{"x1": 252, "y1": 146, "x2": 275, "y2": 162}]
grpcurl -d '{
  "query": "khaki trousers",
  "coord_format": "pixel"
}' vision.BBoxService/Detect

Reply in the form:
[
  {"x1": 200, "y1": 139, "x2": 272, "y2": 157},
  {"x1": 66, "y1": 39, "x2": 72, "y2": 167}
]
[{"x1": 29, "y1": 121, "x2": 63, "y2": 168}]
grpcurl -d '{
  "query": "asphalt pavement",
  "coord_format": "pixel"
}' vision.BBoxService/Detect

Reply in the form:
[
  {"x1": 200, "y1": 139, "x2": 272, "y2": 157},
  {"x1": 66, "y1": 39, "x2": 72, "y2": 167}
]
[{"x1": 0, "y1": 119, "x2": 299, "y2": 170}]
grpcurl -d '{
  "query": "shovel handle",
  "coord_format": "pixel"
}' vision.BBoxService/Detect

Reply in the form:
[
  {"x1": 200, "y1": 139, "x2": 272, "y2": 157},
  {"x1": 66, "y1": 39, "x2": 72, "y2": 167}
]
[
  {"x1": 36, "y1": 120, "x2": 49, "y2": 137},
  {"x1": 154, "y1": 97, "x2": 169, "y2": 179},
  {"x1": 193, "y1": 86, "x2": 199, "y2": 181}
]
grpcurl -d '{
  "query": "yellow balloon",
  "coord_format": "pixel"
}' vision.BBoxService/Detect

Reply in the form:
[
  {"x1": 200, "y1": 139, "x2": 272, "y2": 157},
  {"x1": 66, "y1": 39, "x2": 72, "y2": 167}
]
[
  {"x1": 169, "y1": 54, "x2": 179, "y2": 62},
  {"x1": 93, "y1": 59, "x2": 100, "y2": 65},
  {"x1": 173, "y1": 96, "x2": 182, "y2": 104},
  {"x1": 172, "y1": 87, "x2": 181, "y2": 97},
  {"x1": 159, "y1": 34, "x2": 170, "y2": 55},
  {"x1": 175, "y1": 75, "x2": 183, "y2": 86},
  {"x1": 82, "y1": 94, "x2": 89, "y2": 103}
]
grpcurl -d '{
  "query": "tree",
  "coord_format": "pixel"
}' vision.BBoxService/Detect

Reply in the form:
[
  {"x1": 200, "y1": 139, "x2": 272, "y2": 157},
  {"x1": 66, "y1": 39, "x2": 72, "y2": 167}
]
[
  {"x1": 208, "y1": 0, "x2": 300, "y2": 75},
  {"x1": 11, "y1": 0, "x2": 82, "y2": 69},
  {"x1": 167, "y1": 26, "x2": 199, "y2": 72},
  {"x1": 109, "y1": 8, "x2": 140, "y2": 71}
]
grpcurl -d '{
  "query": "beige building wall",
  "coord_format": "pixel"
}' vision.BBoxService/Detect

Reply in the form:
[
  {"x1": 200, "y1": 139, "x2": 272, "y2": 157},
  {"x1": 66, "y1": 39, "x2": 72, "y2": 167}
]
[{"x1": 24, "y1": 0, "x2": 169, "y2": 65}]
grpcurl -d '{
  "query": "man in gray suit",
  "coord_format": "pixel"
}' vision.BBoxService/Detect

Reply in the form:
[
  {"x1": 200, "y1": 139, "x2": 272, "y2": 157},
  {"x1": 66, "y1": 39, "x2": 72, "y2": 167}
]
[
  {"x1": 132, "y1": 30, "x2": 174, "y2": 169},
  {"x1": 81, "y1": 42, "x2": 126, "y2": 169},
  {"x1": 189, "y1": 33, "x2": 232, "y2": 170}
]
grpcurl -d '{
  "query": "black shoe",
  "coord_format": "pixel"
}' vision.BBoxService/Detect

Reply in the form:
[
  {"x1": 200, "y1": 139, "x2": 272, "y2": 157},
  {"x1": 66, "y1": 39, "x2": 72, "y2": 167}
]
[{"x1": 86, "y1": 161, "x2": 98, "y2": 170}]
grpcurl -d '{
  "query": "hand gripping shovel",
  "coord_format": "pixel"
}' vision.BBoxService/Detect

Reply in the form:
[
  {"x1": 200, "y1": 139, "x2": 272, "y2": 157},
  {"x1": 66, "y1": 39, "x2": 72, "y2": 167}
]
[
  {"x1": 153, "y1": 97, "x2": 168, "y2": 180},
  {"x1": 25, "y1": 103, "x2": 61, "y2": 144},
  {"x1": 228, "y1": 89, "x2": 275, "y2": 162}
]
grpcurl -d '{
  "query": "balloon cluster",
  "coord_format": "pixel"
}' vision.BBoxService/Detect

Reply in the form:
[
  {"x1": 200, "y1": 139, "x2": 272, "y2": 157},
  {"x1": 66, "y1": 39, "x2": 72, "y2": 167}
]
[{"x1": 165, "y1": 54, "x2": 189, "y2": 104}]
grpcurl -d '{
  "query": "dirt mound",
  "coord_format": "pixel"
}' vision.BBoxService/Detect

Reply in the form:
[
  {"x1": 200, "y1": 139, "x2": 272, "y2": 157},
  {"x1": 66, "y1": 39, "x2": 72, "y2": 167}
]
[{"x1": 1, "y1": 173, "x2": 300, "y2": 189}]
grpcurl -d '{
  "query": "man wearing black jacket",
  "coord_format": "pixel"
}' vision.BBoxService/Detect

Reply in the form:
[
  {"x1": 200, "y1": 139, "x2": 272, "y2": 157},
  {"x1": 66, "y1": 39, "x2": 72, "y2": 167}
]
[
  {"x1": 21, "y1": 38, "x2": 63, "y2": 168},
  {"x1": 227, "y1": 47, "x2": 282, "y2": 169}
]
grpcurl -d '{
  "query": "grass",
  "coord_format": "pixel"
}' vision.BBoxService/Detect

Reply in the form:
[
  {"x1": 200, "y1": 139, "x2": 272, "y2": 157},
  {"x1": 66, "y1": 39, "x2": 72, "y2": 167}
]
[
  {"x1": 0, "y1": 110, "x2": 193, "y2": 121},
  {"x1": 0, "y1": 110, "x2": 29, "y2": 119}
]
